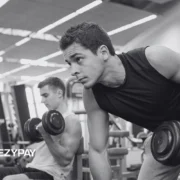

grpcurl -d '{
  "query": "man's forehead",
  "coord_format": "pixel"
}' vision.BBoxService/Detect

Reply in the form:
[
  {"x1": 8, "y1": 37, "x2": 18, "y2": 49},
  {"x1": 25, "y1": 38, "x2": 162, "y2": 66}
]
[
  {"x1": 64, "y1": 43, "x2": 84, "y2": 58},
  {"x1": 40, "y1": 85, "x2": 50, "y2": 92}
]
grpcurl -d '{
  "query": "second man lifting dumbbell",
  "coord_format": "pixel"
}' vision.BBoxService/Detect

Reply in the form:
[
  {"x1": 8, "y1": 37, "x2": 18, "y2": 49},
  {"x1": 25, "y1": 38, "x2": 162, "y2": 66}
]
[
  {"x1": 24, "y1": 110, "x2": 65, "y2": 142},
  {"x1": 0, "y1": 77, "x2": 82, "y2": 180}
]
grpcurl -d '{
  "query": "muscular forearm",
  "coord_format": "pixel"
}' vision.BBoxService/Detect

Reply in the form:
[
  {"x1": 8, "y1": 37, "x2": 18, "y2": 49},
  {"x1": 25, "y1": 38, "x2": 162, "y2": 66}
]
[
  {"x1": 42, "y1": 133, "x2": 72, "y2": 166},
  {"x1": 89, "y1": 145, "x2": 112, "y2": 180}
]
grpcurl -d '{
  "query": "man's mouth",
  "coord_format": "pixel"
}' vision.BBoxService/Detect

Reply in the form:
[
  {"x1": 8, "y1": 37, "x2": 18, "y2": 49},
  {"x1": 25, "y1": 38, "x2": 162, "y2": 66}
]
[{"x1": 78, "y1": 77, "x2": 86, "y2": 82}]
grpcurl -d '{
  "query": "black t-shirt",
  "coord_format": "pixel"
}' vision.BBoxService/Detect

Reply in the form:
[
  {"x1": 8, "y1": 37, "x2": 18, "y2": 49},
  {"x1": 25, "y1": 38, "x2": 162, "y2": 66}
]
[{"x1": 92, "y1": 47, "x2": 180, "y2": 131}]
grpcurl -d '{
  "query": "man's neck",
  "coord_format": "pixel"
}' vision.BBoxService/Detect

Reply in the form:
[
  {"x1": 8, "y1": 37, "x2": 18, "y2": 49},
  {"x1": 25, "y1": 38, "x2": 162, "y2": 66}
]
[
  {"x1": 56, "y1": 101, "x2": 68, "y2": 115},
  {"x1": 99, "y1": 55, "x2": 125, "y2": 88}
]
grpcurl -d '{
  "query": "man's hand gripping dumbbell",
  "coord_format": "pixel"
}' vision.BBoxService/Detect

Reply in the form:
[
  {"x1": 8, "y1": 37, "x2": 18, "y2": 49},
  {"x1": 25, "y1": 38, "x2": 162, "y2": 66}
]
[{"x1": 24, "y1": 110, "x2": 65, "y2": 142}]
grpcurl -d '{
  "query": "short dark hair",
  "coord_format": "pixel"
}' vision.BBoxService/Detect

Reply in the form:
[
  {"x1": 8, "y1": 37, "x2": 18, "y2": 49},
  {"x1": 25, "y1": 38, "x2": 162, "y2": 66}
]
[
  {"x1": 59, "y1": 22, "x2": 115, "y2": 55},
  {"x1": 38, "y1": 77, "x2": 65, "y2": 97}
]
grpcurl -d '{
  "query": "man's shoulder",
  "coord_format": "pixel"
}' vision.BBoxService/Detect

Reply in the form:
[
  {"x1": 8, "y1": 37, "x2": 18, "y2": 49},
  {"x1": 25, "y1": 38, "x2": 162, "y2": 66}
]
[
  {"x1": 145, "y1": 46, "x2": 167, "y2": 58},
  {"x1": 145, "y1": 45, "x2": 179, "y2": 79},
  {"x1": 122, "y1": 46, "x2": 148, "y2": 55},
  {"x1": 64, "y1": 112, "x2": 78, "y2": 123},
  {"x1": 123, "y1": 45, "x2": 170, "y2": 65},
  {"x1": 65, "y1": 113, "x2": 81, "y2": 131},
  {"x1": 145, "y1": 45, "x2": 173, "y2": 66}
]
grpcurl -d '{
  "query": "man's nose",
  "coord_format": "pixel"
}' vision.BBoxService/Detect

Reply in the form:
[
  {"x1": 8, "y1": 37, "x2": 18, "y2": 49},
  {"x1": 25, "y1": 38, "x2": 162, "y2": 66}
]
[
  {"x1": 41, "y1": 97, "x2": 45, "y2": 103},
  {"x1": 71, "y1": 64, "x2": 80, "y2": 77}
]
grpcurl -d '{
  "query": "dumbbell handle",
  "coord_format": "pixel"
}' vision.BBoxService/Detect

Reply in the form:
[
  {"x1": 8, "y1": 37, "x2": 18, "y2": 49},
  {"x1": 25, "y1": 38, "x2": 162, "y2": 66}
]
[
  {"x1": 35, "y1": 125, "x2": 42, "y2": 136},
  {"x1": 24, "y1": 118, "x2": 43, "y2": 142},
  {"x1": 35, "y1": 125, "x2": 39, "y2": 131}
]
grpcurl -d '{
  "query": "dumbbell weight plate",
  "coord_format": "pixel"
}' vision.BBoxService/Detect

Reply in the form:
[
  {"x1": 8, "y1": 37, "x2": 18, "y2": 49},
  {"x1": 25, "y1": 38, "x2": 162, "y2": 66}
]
[
  {"x1": 151, "y1": 120, "x2": 180, "y2": 166},
  {"x1": 0, "y1": 156, "x2": 15, "y2": 166},
  {"x1": 42, "y1": 110, "x2": 65, "y2": 135},
  {"x1": 153, "y1": 130, "x2": 172, "y2": 155},
  {"x1": 24, "y1": 118, "x2": 43, "y2": 142}
]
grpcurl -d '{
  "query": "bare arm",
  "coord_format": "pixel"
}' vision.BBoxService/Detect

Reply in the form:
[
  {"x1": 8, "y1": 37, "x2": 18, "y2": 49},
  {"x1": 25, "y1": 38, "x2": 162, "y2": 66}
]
[
  {"x1": 83, "y1": 88, "x2": 112, "y2": 180},
  {"x1": 145, "y1": 46, "x2": 180, "y2": 83},
  {"x1": 39, "y1": 115, "x2": 82, "y2": 166}
]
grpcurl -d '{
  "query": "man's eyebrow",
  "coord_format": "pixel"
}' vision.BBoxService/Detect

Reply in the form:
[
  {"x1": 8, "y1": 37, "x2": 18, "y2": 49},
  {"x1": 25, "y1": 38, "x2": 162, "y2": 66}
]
[
  {"x1": 70, "y1": 53, "x2": 81, "y2": 59},
  {"x1": 65, "y1": 59, "x2": 69, "y2": 63},
  {"x1": 65, "y1": 53, "x2": 82, "y2": 63}
]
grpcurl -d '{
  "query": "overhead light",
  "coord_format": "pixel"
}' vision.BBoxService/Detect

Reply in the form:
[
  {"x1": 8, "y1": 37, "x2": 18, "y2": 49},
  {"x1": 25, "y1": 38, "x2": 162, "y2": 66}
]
[
  {"x1": 36, "y1": 51, "x2": 62, "y2": 62},
  {"x1": 20, "y1": 58, "x2": 68, "y2": 68},
  {"x1": 76, "y1": 0, "x2": 102, "y2": 14},
  {"x1": 30, "y1": 32, "x2": 60, "y2": 41},
  {"x1": 0, "y1": 27, "x2": 60, "y2": 41},
  {"x1": 17, "y1": 68, "x2": 68, "y2": 85},
  {"x1": 0, "y1": 0, "x2": 9, "y2": 8},
  {"x1": 37, "y1": 68, "x2": 68, "y2": 77},
  {"x1": 0, "y1": 57, "x2": 3, "y2": 62},
  {"x1": 0, "y1": 65, "x2": 30, "y2": 78},
  {"x1": 0, "y1": 51, "x2": 5, "y2": 56},
  {"x1": 37, "y1": 0, "x2": 102, "y2": 34},
  {"x1": 15, "y1": 37, "x2": 31, "y2": 46},
  {"x1": 20, "y1": 59, "x2": 34, "y2": 65},
  {"x1": 37, "y1": 12, "x2": 77, "y2": 34},
  {"x1": 108, "y1": 15, "x2": 157, "y2": 36},
  {"x1": 0, "y1": 51, "x2": 63, "y2": 78}
]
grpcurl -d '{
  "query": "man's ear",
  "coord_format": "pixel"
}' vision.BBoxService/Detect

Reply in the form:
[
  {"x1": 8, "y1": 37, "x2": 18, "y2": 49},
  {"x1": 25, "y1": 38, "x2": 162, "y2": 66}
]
[
  {"x1": 57, "y1": 89, "x2": 63, "y2": 98},
  {"x1": 97, "y1": 45, "x2": 110, "y2": 61}
]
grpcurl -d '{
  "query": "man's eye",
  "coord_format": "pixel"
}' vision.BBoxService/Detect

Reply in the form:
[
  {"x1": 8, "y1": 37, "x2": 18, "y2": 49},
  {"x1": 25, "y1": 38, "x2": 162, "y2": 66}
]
[{"x1": 76, "y1": 57, "x2": 82, "y2": 63}]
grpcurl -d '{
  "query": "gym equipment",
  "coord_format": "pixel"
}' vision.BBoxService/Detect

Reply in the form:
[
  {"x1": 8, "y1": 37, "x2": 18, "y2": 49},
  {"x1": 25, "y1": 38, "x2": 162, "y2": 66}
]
[
  {"x1": 24, "y1": 110, "x2": 65, "y2": 142},
  {"x1": 136, "y1": 132, "x2": 148, "y2": 142},
  {"x1": 24, "y1": 117, "x2": 43, "y2": 142},
  {"x1": 0, "y1": 156, "x2": 15, "y2": 166},
  {"x1": 7, "y1": 122, "x2": 14, "y2": 128},
  {"x1": 151, "y1": 120, "x2": 180, "y2": 166},
  {"x1": 42, "y1": 110, "x2": 65, "y2": 135},
  {"x1": 0, "y1": 141, "x2": 30, "y2": 145}
]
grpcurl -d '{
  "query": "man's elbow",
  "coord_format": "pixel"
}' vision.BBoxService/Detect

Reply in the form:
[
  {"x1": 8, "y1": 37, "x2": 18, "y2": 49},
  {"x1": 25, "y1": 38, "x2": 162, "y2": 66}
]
[
  {"x1": 60, "y1": 159, "x2": 71, "y2": 167},
  {"x1": 89, "y1": 143, "x2": 106, "y2": 154},
  {"x1": 60, "y1": 153, "x2": 74, "y2": 166}
]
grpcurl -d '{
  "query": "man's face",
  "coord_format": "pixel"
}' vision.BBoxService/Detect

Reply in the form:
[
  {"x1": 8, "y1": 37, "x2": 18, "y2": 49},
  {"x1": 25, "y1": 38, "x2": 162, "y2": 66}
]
[
  {"x1": 40, "y1": 85, "x2": 61, "y2": 110},
  {"x1": 64, "y1": 43, "x2": 105, "y2": 89}
]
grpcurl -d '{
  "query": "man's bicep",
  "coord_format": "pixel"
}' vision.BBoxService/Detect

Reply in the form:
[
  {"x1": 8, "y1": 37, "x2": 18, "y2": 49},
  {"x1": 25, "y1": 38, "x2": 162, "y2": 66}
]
[
  {"x1": 62, "y1": 121, "x2": 82, "y2": 157},
  {"x1": 83, "y1": 89, "x2": 109, "y2": 152}
]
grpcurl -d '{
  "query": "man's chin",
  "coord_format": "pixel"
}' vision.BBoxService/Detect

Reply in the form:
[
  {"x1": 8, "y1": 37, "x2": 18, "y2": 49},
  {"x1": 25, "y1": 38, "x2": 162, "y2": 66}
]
[
  {"x1": 46, "y1": 106, "x2": 51, "y2": 110},
  {"x1": 83, "y1": 81, "x2": 94, "y2": 89},
  {"x1": 84, "y1": 85, "x2": 91, "y2": 89}
]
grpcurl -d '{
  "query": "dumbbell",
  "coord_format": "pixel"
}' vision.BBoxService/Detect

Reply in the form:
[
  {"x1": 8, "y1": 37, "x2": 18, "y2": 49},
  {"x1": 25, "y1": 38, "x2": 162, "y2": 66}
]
[
  {"x1": 24, "y1": 117, "x2": 43, "y2": 142},
  {"x1": 24, "y1": 110, "x2": 65, "y2": 142},
  {"x1": 151, "y1": 120, "x2": 180, "y2": 166},
  {"x1": 0, "y1": 156, "x2": 15, "y2": 166}
]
